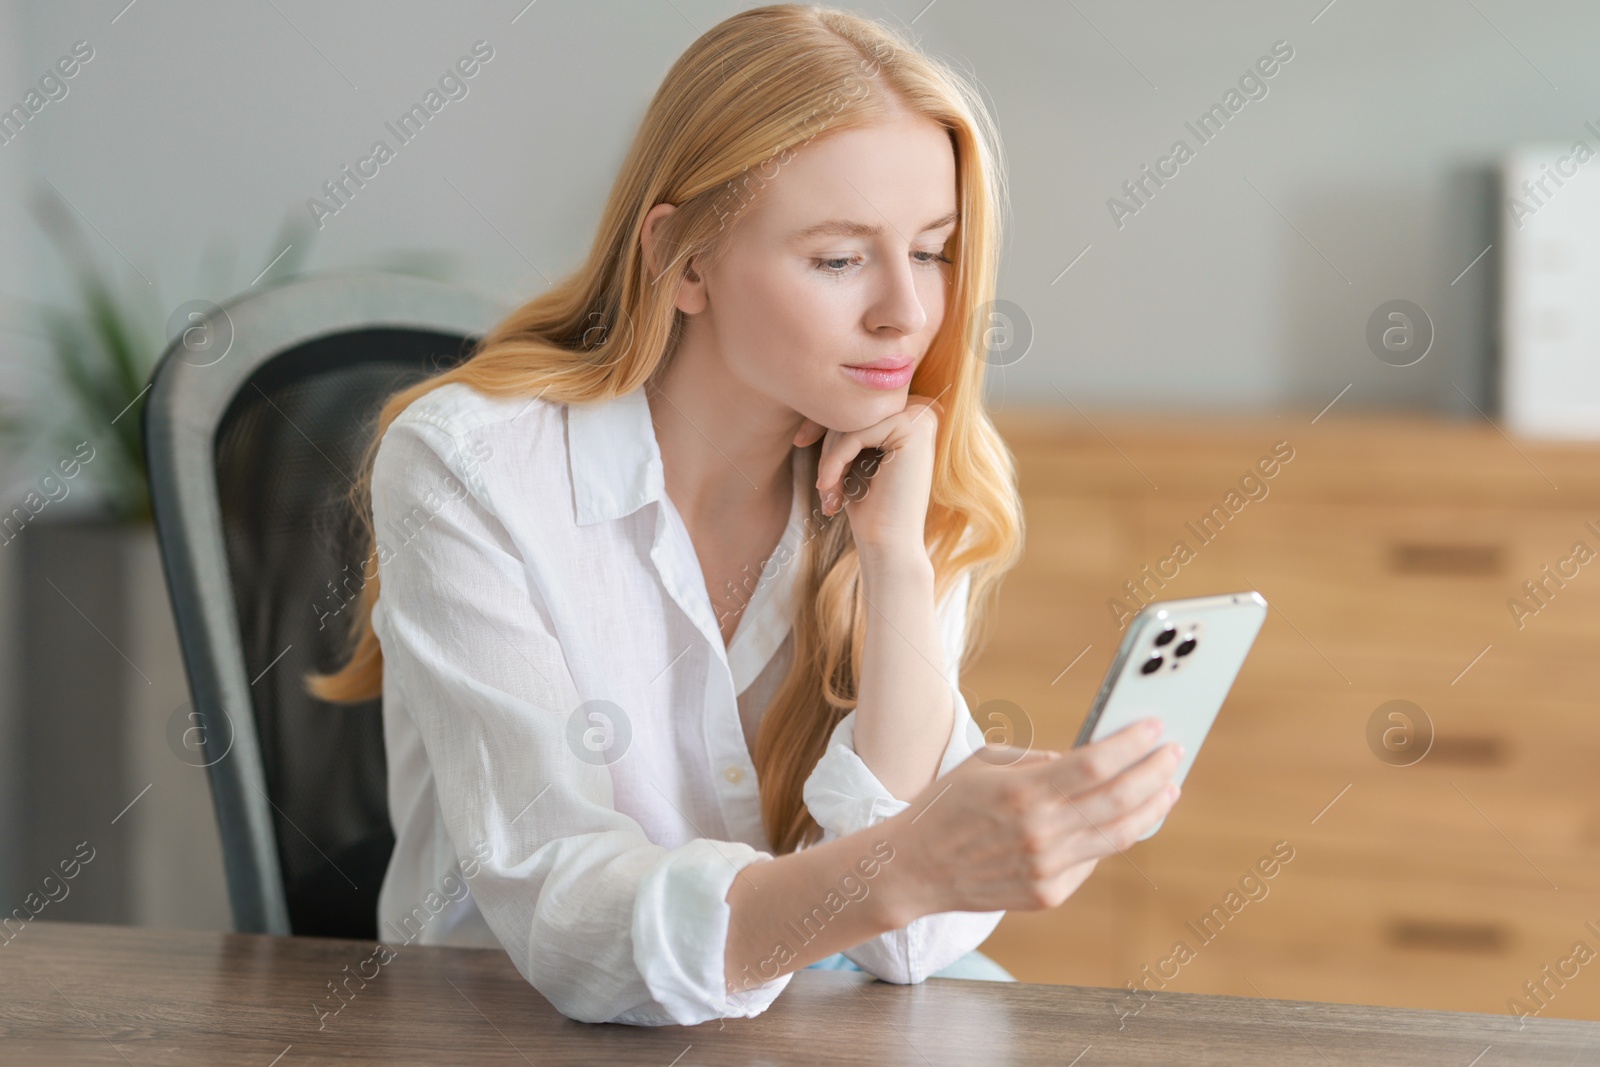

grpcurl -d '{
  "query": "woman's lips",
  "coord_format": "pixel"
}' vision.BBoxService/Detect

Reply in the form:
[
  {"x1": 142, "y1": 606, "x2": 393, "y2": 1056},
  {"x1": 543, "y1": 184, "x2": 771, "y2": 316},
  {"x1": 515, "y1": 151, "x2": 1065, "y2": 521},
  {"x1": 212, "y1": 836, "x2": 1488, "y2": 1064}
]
[{"x1": 841, "y1": 357, "x2": 914, "y2": 390}]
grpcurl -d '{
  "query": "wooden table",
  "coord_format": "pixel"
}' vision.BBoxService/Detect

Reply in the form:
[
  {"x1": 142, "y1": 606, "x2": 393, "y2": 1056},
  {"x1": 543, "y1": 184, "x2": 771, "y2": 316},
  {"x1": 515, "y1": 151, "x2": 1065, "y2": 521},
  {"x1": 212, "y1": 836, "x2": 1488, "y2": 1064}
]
[{"x1": 0, "y1": 922, "x2": 1592, "y2": 1064}]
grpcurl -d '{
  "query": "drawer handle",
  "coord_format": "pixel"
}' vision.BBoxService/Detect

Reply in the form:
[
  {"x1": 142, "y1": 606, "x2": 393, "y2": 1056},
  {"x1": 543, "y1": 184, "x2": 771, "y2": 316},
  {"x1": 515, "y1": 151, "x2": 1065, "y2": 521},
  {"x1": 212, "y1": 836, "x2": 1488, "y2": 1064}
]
[
  {"x1": 1385, "y1": 919, "x2": 1509, "y2": 953},
  {"x1": 1389, "y1": 542, "x2": 1505, "y2": 576},
  {"x1": 1426, "y1": 734, "x2": 1508, "y2": 767}
]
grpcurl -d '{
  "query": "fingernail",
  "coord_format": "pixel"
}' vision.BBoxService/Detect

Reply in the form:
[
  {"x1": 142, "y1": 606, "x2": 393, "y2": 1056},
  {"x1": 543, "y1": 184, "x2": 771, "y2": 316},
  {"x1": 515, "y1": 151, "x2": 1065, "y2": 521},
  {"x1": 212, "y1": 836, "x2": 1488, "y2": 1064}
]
[
  {"x1": 1144, "y1": 719, "x2": 1164, "y2": 738},
  {"x1": 1167, "y1": 783, "x2": 1181, "y2": 801},
  {"x1": 1173, "y1": 743, "x2": 1186, "y2": 760}
]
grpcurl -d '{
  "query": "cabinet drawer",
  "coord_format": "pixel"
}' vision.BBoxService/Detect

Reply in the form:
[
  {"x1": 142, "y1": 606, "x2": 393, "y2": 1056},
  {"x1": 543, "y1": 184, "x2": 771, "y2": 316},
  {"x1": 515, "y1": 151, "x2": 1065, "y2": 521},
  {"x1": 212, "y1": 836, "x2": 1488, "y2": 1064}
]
[
  {"x1": 1125, "y1": 864, "x2": 1600, "y2": 1020},
  {"x1": 951, "y1": 672, "x2": 1600, "y2": 890},
  {"x1": 1148, "y1": 684, "x2": 1600, "y2": 888},
  {"x1": 1210, "y1": 684, "x2": 1600, "y2": 788},
  {"x1": 985, "y1": 417, "x2": 1600, "y2": 1017},
  {"x1": 1124, "y1": 500, "x2": 1600, "y2": 659}
]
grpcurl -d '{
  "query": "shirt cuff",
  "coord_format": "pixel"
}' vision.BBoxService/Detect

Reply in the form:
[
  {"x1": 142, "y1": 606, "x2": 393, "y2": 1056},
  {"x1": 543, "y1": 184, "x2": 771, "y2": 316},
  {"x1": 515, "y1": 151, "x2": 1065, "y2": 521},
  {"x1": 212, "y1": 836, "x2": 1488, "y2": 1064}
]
[
  {"x1": 631, "y1": 837, "x2": 793, "y2": 1025},
  {"x1": 839, "y1": 905, "x2": 1006, "y2": 984},
  {"x1": 802, "y1": 681, "x2": 983, "y2": 842}
]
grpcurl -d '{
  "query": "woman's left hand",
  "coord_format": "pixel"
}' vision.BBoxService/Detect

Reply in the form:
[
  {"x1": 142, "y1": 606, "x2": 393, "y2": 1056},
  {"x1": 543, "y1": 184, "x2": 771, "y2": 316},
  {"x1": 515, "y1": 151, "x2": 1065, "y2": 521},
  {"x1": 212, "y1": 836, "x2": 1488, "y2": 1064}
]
[{"x1": 794, "y1": 395, "x2": 943, "y2": 556}]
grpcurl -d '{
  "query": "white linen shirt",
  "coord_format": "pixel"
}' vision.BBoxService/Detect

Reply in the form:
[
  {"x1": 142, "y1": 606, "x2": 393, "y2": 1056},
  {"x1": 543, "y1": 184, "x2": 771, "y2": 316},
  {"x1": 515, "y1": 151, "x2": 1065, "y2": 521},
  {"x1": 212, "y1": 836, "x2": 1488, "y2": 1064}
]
[{"x1": 369, "y1": 379, "x2": 1001, "y2": 1026}]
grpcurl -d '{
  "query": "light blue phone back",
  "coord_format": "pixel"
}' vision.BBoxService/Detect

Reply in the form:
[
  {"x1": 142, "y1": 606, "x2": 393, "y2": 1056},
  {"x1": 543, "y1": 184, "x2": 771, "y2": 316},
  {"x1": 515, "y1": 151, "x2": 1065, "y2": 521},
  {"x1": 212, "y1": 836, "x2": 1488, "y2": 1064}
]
[{"x1": 1075, "y1": 591, "x2": 1268, "y2": 841}]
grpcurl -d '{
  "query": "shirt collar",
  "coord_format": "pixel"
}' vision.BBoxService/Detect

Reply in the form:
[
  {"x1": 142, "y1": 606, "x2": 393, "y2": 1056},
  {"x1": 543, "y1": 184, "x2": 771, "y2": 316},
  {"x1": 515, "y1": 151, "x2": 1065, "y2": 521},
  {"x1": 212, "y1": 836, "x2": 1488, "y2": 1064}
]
[
  {"x1": 725, "y1": 460, "x2": 809, "y2": 693},
  {"x1": 566, "y1": 385, "x2": 814, "y2": 691},
  {"x1": 566, "y1": 385, "x2": 665, "y2": 526}
]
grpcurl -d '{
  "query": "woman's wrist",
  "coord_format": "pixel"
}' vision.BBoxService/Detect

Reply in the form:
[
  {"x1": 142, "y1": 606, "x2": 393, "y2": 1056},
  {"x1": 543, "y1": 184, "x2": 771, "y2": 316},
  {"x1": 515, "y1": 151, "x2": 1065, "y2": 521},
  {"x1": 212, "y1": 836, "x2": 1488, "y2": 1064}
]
[
  {"x1": 866, "y1": 812, "x2": 937, "y2": 930},
  {"x1": 856, "y1": 539, "x2": 934, "y2": 582}
]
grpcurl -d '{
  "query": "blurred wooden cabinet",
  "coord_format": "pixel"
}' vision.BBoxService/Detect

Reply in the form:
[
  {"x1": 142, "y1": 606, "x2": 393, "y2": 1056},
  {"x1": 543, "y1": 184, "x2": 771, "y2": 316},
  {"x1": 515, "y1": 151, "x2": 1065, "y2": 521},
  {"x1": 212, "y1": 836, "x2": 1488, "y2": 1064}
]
[{"x1": 970, "y1": 409, "x2": 1600, "y2": 1022}]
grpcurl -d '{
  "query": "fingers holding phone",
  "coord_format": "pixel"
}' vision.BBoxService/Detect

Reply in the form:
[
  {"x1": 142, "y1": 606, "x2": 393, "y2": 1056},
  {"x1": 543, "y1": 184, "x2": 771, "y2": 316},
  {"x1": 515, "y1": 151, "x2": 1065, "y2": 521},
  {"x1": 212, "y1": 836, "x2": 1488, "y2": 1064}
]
[
  {"x1": 1003, "y1": 720, "x2": 1182, "y2": 899},
  {"x1": 870, "y1": 594, "x2": 1266, "y2": 923},
  {"x1": 881, "y1": 721, "x2": 1182, "y2": 917},
  {"x1": 1044, "y1": 720, "x2": 1185, "y2": 851},
  {"x1": 1044, "y1": 717, "x2": 1176, "y2": 797}
]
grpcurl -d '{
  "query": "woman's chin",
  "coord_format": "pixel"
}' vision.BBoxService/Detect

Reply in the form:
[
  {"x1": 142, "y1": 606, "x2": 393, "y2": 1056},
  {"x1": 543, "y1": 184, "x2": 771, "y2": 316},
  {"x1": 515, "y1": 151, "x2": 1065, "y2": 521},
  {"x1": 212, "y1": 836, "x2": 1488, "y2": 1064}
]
[{"x1": 823, "y1": 392, "x2": 910, "y2": 432}]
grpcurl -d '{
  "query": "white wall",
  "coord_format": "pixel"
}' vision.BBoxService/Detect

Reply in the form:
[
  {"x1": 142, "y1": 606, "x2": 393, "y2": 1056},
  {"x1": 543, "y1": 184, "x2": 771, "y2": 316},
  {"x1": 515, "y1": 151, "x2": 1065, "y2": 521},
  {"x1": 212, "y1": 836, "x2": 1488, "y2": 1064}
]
[{"x1": 4, "y1": 0, "x2": 1591, "y2": 439}]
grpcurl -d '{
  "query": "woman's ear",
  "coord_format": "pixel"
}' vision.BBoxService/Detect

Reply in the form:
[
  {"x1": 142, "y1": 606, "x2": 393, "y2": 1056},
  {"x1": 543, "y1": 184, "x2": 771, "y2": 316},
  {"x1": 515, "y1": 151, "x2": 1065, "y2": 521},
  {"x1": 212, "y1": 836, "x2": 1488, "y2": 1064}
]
[
  {"x1": 639, "y1": 202, "x2": 675, "y2": 280},
  {"x1": 641, "y1": 202, "x2": 706, "y2": 313}
]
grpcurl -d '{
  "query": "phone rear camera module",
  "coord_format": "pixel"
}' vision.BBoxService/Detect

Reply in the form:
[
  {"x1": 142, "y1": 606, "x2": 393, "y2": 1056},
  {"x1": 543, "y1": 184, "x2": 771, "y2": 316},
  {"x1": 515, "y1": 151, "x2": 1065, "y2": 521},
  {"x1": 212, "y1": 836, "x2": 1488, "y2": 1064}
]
[
  {"x1": 1140, "y1": 653, "x2": 1163, "y2": 675},
  {"x1": 1174, "y1": 636, "x2": 1197, "y2": 657},
  {"x1": 1153, "y1": 625, "x2": 1177, "y2": 647}
]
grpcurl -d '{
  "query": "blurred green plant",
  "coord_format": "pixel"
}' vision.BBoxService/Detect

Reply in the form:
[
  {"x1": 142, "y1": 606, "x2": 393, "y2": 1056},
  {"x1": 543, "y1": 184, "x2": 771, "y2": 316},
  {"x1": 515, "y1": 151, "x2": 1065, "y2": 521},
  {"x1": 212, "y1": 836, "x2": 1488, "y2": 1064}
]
[
  {"x1": 0, "y1": 190, "x2": 317, "y2": 522},
  {"x1": 2, "y1": 187, "x2": 458, "y2": 522}
]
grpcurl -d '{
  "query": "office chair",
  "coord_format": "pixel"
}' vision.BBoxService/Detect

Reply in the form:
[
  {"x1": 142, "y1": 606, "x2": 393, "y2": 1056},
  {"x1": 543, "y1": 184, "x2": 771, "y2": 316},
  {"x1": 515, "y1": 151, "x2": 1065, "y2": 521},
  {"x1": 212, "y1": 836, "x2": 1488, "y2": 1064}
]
[{"x1": 142, "y1": 272, "x2": 505, "y2": 937}]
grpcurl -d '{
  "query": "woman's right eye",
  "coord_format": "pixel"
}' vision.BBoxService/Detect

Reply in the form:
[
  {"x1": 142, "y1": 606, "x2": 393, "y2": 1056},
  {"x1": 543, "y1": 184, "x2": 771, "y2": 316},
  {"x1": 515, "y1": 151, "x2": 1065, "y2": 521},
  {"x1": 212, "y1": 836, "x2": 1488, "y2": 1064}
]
[{"x1": 815, "y1": 255, "x2": 861, "y2": 275}]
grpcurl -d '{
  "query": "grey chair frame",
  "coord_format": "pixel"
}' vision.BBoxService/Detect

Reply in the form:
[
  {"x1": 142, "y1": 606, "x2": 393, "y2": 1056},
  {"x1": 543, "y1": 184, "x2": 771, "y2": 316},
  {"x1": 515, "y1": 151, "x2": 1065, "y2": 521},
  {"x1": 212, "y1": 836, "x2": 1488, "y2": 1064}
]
[{"x1": 142, "y1": 271, "x2": 506, "y2": 934}]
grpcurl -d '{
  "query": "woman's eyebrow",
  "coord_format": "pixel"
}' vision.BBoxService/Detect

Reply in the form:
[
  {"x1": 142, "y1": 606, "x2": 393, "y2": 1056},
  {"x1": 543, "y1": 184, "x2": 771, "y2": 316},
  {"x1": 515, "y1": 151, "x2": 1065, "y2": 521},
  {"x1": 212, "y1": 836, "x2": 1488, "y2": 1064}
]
[{"x1": 786, "y1": 210, "x2": 960, "y2": 242}]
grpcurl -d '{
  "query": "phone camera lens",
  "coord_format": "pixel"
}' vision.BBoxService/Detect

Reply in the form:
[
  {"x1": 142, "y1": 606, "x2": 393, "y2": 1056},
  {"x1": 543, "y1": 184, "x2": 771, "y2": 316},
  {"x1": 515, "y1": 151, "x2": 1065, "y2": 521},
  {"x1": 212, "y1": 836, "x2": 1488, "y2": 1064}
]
[
  {"x1": 1140, "y1": 654, "x2": 1163, "y2": 675},
  {"x1": 1154, "y1": 625, "x2": 1177, "y2": 647},
  {"x1": 1174, "y1": 636, "x2": 1197, "y2": 657}
]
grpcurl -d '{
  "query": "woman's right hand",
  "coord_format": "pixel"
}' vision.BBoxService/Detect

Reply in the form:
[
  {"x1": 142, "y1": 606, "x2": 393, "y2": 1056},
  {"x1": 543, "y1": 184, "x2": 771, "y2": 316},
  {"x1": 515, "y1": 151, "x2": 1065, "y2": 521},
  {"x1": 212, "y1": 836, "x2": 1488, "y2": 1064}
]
[{"x1": 878, "y1": 718, "x2": 1183, "y2": 922}]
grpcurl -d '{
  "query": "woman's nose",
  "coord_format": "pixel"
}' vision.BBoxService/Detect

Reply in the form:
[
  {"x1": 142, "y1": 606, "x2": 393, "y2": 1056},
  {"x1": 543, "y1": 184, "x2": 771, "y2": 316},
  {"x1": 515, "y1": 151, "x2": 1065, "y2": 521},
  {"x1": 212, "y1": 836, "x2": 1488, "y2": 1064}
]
[{"x1": 867, "y1": 258, "x2": 931, "y2": 336}]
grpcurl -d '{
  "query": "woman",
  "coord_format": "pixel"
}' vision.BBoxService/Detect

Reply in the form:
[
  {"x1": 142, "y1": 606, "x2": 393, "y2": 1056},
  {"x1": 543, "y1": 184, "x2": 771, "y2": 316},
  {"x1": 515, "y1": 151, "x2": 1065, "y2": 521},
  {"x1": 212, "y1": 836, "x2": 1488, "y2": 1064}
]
[{"x1": 308, "y1": 3, "x2": 1182, "y2": 1027}]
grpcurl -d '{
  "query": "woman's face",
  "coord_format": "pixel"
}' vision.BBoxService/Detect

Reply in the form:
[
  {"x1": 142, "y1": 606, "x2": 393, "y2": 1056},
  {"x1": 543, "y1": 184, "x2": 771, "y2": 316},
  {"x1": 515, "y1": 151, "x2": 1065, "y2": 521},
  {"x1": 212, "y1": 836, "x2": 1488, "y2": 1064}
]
[{"x1": 679, "y1": 111, "x2": 959, "y2": 434}]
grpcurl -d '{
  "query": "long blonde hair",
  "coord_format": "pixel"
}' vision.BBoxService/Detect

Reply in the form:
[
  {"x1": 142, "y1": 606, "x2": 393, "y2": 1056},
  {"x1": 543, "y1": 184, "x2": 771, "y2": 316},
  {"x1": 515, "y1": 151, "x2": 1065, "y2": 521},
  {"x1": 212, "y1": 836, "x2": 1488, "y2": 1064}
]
[{"x1": 307, "y1": 3, "x2": 1022, "y2": 855}]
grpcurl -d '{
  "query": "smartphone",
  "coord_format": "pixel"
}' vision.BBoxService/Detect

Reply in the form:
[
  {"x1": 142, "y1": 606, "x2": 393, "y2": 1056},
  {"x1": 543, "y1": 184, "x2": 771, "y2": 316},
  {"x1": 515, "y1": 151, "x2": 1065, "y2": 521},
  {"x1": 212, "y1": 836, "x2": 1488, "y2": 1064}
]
[{"x1": 1072, "y1": 591, "x2": 1268, "y2": 841}]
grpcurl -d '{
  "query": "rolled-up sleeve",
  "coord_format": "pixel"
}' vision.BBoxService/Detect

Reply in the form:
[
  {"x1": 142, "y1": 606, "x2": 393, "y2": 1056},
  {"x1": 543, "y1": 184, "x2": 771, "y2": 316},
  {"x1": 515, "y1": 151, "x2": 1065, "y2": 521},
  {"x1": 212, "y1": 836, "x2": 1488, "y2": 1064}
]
[
  {"x1": 800, "y1": 570, "x2": 1006, "y2": 983},
  {"x1": 371, "y1": 413, "x2": 789, "y2": 1025}
]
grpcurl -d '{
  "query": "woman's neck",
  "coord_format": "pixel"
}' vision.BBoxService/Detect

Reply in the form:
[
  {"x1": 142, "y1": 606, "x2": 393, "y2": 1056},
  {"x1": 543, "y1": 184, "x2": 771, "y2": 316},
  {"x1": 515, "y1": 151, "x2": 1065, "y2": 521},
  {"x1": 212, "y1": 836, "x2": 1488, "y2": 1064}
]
[{"x1": 646, "y1": 349, "x2": 803, "y2": 528}]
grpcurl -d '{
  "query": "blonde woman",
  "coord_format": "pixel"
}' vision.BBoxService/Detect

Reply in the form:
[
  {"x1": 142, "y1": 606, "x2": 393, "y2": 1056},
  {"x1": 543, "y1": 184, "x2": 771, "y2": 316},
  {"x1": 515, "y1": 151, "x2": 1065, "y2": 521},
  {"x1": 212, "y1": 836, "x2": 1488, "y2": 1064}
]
[{"x1": 309, "y1": 3, "x2": 1182, "y2": 1026}]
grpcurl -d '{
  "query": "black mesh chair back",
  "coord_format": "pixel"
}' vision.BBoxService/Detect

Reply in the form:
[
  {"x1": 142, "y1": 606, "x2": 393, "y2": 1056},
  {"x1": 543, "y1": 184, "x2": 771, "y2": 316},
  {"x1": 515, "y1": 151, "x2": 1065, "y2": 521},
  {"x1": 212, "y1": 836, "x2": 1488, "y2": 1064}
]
[{"x1": 142, "y1": 272, "x2": 505, "y2": 936}]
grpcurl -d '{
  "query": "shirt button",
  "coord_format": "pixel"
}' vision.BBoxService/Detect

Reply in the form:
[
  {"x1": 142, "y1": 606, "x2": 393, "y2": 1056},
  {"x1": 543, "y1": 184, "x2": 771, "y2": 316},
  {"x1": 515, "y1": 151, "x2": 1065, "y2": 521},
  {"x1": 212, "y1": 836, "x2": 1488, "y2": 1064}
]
[{"x1": 723, "y1": 765, "x2": 744, "y2": 784}]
